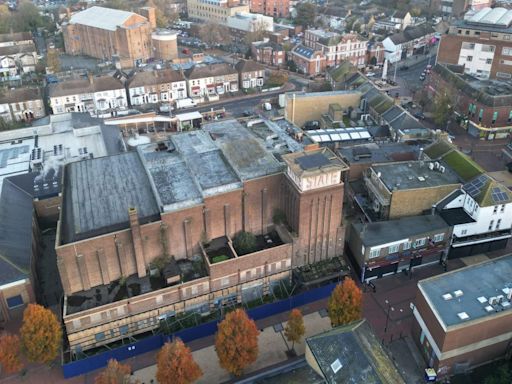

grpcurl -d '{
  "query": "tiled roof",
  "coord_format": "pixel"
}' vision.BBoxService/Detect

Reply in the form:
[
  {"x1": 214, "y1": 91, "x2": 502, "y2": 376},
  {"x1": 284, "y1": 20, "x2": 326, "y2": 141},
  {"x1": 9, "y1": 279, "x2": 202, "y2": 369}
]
[
  {"x1": 0, "y1": 87, "x2": 42, "y2": 104},
  {"x1": 0, "y1": 32, "x2": 32, "y2": 43},
  {"x1": 235, "y1": 59, "x2": 264, "y2": 73},
  {"x1": 127, "y1": 69, "x2": 185, "y2": 88},
  {"x1": 185, "y1": 63, "x2": 237, "y2": 80},
  {"x1": 48, "y1": 75, "x2": 125, "y2": 97}
]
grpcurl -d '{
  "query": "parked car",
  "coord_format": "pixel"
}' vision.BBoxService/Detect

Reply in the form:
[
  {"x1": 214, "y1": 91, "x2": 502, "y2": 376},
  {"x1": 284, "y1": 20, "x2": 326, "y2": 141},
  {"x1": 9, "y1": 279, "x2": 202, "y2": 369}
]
[
  {"x1": 366, "y1": 72, "x2": 376, "y2": 77},
  {"x1": 414, "y1": 112, "x2": 425, "y2": 120},
  {"x1": 399, "y1": 65, "x2": 409, "y2": 71},
  {"x1": 419, "y1": 75, "x2": 426, "y2": 81}
]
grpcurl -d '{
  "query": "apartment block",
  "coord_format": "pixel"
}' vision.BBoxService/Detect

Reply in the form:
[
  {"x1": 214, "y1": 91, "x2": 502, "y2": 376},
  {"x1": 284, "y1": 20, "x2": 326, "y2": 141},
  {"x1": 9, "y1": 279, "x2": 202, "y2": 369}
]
[
  {"x1": 437, "y1": 8, "x2": 512, "y2": 80},
  {"x1": 304, "y1": 29, "x2": 368, "y2": 68},
  {"x1": 63, "y1": 7, "x2": 153, "y2": 68},
  {"x1": 250, "y1": 0, "x2": 289, "y2": 18},
  {"x1": 55, "y1": 120, "x2": 348, "y2": 353},
  {"x1": 186, "y1": 0, "x2": 249, "y2": 23}
]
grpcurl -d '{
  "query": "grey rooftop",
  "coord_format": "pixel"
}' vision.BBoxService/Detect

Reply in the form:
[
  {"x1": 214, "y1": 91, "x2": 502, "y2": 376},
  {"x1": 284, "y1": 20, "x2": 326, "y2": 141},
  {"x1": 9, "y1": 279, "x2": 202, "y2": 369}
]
[
  {"x1": 352, "y1": 214, "x2": 449, "y2": 247},
  {"x1": 419, "y1": 254, "x2": 512, "y2": 328},
  {"x1": 372, "y1": 161, "x2": 460, "y2": 191}
]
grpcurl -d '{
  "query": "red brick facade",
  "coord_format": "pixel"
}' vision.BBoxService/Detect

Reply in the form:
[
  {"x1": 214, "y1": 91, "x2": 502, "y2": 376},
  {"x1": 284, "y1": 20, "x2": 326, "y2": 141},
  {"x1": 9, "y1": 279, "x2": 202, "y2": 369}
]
[{"x1": 250, "y1": 0, "x2": 289, "y2": 18}]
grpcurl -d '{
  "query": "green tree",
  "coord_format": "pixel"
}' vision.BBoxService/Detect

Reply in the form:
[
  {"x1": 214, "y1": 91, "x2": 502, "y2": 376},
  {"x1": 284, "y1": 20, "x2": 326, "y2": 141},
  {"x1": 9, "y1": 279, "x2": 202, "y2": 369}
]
[
  {"x1": 284, "y1": 309, "x2": 305, "y2": 352},
  {"x1": 15, "y1": 0, "x2": 45, "y2": 31},
  {"x1": 233, "y1": 231, "x2": 257, "y2": 255},
  {"x1": 294, "y1": 3, "x2": 316, "y2": 28},
  {"x1": 328, "y1": 277, "x2": 363, "y2": 327},
  {"x1": 369, "y1": 56, "x2": 377, "y2": 66},
  {"x1": 433, "y1": 91, "x2": 453, "y2": 128}
]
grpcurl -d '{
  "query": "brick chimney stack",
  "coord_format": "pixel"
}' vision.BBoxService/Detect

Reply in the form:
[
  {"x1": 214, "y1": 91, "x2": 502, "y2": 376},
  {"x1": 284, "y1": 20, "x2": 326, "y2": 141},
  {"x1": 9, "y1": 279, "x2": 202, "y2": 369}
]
[{"x1": 128, "y1": 207, "x2": 147, "y2": 277}]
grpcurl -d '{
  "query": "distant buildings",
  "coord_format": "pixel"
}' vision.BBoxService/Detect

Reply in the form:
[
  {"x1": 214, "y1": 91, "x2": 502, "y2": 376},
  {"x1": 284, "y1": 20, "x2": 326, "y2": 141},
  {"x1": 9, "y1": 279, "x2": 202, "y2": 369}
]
[
  {"x1": 0, "y1": 87, "x2": 45, "y2": 123},
  {"x1": 437, "y1": 7, "x2": 512, "y2": 81},
  {"x1": 252, "y1": 38, "x2": 286, "y2": 67},
  {"x1": 63, "y1": 6, "x2": 155, "y2": 68},
  {"x1": 428, "y1": 64, "x2": 512, "y2": 138},
  {"x1": 0, "y1": 32, "x2": 38, "y2": 81},
  {"x1": 48, "y1": 75, "x2": 128, "y2": 117},
  {"x1": 373, "y1": 11, "x2": 412, "y2": 33},
  {"x1": 186, "y1": 0, "x2": 250, "y2": 23},
  {"x1": 304, "y1": 29, "x2": 368, "y2": 68},
  {"x1": 412, "y1": 254, "x2": 512, "y2": 375},
  {"x1": 250, "y1": 0, "x2": 289, "y2": 18},
  {"x1": 382, "y1": 25, "x2": 436, "y2": 63},
  {"x1": 439, "y1": 0, "x2": 492, "y2": 18},
  {"x1": 227, "y1": 11, "x2": 274, "y2": 36}
]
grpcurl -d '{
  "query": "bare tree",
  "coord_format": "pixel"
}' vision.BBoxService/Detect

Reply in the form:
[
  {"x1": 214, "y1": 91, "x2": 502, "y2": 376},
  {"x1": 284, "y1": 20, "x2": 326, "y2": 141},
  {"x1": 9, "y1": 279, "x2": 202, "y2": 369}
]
[{"x1": 199, "y1": 21, "x2": 230, "y2": 46}]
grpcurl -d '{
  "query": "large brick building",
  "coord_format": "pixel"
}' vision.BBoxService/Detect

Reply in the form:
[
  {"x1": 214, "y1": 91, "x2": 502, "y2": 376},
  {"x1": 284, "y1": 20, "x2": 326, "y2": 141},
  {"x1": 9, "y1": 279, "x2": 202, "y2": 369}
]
[
  {"x1": 437, "y1": 7, "x2": 512, "y2": 81},
  {"x1": 63, "y1": 7, "x2": 154, "y2": 68},
  {"x1": 412, "y1": 254, "x2": 512, "y2": 377},
  {"x1": 249, "y1": 0, "x2": 289, "y2": 18},
  {"x1": 56, "y1": 120, "x2": 348, "y2": 353},
  {"x1": 428, "y1": 64, "x2": 512, "y2": 139}
]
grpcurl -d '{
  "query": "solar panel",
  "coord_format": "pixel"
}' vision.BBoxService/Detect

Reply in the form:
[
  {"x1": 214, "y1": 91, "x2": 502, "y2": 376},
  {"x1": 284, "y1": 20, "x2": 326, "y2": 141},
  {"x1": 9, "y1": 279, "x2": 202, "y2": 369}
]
[
  {"x1": 464, "y1": 174, "x2": 489, "y2": 197},
  {"x1": 295, "y1": 153, "x2": 331, "y2": 170}
]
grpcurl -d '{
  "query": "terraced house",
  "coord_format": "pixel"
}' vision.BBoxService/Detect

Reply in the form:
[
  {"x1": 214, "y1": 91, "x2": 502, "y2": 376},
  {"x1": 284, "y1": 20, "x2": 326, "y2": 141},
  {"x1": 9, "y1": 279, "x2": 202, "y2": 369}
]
[
  {"x1": 126, "y1": 69, "x2": 187, "y2": 107},
  {"x1": 56, "y1": 120, "x2": 348, "y2": 354}
]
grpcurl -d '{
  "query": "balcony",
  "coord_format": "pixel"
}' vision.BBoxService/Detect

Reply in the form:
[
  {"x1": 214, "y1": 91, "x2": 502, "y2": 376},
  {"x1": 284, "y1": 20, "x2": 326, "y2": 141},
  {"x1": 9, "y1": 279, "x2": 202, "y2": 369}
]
[{"x1": 452, "y1": 229, "x2": 512, "y2": 247}]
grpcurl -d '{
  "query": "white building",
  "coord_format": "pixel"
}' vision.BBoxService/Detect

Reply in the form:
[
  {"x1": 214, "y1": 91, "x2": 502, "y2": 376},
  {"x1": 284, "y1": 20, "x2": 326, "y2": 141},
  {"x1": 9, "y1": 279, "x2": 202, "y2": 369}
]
[
  {"x1": 185, "y1": 63, "x2": 238, "y2": 101},
  {"x1": 436, "y1": 174, "x2": 512, "y2": 257},
  {"x1": 49, "y1": 75, "x2": 128, "y2": 117},
  {"x1": 0, "y1": 87, "x2": 45, "y2": 123},
  {"x1": 0, "y1": 32, "x2": 37, "y2": 81},
  {"x1": 227, "y1": 12, "x2": 273, "y2": 33},
  {"x1": 126, "y1": 69, "x2": 187, "y2": 107}
]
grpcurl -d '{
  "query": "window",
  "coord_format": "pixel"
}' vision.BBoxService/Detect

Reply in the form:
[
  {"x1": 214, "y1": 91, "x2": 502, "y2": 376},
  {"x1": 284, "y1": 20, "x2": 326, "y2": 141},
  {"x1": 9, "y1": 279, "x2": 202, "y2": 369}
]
[
  {"x1": 403, "y1": 241, "x2": 411, "y2": 251},
  {"x1": 414, "y1": 238, "x2": 426, "y2": 248},
  {"x1": 503, "y1": 47, "x2": 512, "y2": 56},
  {"x1": 465, "y1": 30, "x2": 470, "y2": 35},
  {"x1": 6, "y1": 295, "x2": 23, "y2": 308},
  {"x1": 486, "y1": 58, "x2": 492, "y2": 64},
  {"x1": 433, "y1": 233, "x2": 445, "y2": 242},
  {"x1": 509, "y1": 111, "x2": 512, "y2": 123},
  {"x1": 458, "y1": 30, "x2": 462, "y2": 34},
  {"x1": 493, "y1": 205, "x2": 498, "y2": 214},
  {"x1": 388, "y1": 244, "x2": 399, "y2": 254},
  {"x1": 119, "y1": 325, "x2": 129, "y2": 335},
  {"x1": 95, "y1": 332, "x2": 106, "y2": 342},
  {"x1": 479, "y1": 109, "x2": 484, "y2": 122},
  {"x1": 369, "y1": 248, "x2": 380, "y2": 259},
  {"x1": 466, "y1": 56, "x2": 473, "y2": 62},
  {"x1": 461, "y1": 229, "x2": 468, "y2": 235},
  {"x1": 501, "y1": 204, "x2": 506, "y2": 213},
  {"x1": 497, "y1": 219, "x2": 502, "y2": 229},
  {"x1": 474, "y1": 31, "x2": 480, "y2": 36},
  {"x1": 489, "y1": 220, "x2": 494, "y2": 231},
  {"x1": 492, "y1": 111, "x2": 498, "y2": 124}
]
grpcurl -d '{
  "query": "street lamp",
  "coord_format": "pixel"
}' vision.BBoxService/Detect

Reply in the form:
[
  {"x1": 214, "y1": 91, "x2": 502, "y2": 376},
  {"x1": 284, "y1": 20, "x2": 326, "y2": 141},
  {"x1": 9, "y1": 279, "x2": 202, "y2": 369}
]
[{"x1": 384, "y1": 299, "x2": 394, "y2": 333}]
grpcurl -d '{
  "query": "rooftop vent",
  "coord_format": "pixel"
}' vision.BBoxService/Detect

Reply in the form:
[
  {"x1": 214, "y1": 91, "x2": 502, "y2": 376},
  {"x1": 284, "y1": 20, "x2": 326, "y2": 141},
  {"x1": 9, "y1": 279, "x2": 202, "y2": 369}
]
[
  {"x1": 484, "y1": 305, "x2": 494, "y2": 312},
  {"x1": 489, "y1": 297, "x2": 498, "y2": 305},
  {"x1": 454, "y1": 290, "x2": 464, "y2": 298},
  {"x1": 477, "y1": 296, "x2": 487, "y2": 304},
  {"x1": 457, "y1": 312, "x2": 469, "y2": 320},
  {"x1": 442, "y1": 293, "x2": 453, "y2": 301},
  {"x1": 418, "y1": 176, "x2": 426, "y2": 182},
  {"x1": 501, "y1": 301, "x2": 511, "y2": 309},
  {"x1": 331, "y1": 358, "x2": 342, "y2": 374}
]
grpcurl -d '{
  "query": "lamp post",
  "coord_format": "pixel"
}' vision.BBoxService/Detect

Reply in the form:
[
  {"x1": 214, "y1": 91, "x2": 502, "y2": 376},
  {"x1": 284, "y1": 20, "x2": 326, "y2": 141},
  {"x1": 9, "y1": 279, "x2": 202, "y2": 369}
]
[{"x1": 384, "y1": 299, "x2": 394, "y2": 333}]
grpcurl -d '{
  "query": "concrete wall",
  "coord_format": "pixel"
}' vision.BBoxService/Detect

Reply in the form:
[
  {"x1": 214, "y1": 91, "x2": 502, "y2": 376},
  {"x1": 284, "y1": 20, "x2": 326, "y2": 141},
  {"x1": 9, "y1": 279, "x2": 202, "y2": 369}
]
[{"x1": 284, "y1": 91, "x2": 361, "y2": 128}]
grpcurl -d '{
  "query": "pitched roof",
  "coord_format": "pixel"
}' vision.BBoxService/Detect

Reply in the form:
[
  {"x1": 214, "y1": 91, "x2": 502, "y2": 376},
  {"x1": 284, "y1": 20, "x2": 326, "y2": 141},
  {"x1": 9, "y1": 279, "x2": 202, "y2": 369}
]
[
  {"x1": 48, "y1": 75, "x2": 125, "y2": 97},
  {"x1": 235, "y1": 59, "x2": 264, "y2": 73},
  {"x1": 0, "y1": 87, "x2": 42, "y2": 104},
  {"x1": 0, "y1": 177, "x2": 35, "y2": 286},
  {"x1": 291, "y1": 44, "x2": 319, "y2": 59},
  {"x1": 327, "y1": 61, "x2": 357, "y2": 82},
  {"x1": 388, "y1": 24, "x2": 435, "y2": 45},
  {"x1": 0, "y1": 43, "x2": 37, "y2": 56},
  {"x1": 68, "y1": 6, "x2": 144, "y2": 31},
  {"x1": 423, "y1": 139, "x2": 455, "y2": 159},
  {"x1": 185, "y1": 63, "x2": 237, "y2": 80},
  {"x1": 306, "y1": 320, "x2": 405, "y2": 384},
  {"x1": 127, "y1": 69, "x2": 185, "y2": 88},
  {"x1": 462, "y1": 173, "x2": 512, "y2": 207},
  {"x1": 0, "y1": 32, "x2": 32, "y2": 43},
  {"x1": 442, "y1": 150, "x2": 484, "y2": 182}
]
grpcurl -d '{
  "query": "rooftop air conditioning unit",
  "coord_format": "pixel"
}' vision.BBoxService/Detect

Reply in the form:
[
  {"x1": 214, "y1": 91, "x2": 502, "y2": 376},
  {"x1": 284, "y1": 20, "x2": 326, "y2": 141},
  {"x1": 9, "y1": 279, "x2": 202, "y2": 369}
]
[{"x1": 489, "y1": 296, "x2": 498, "y2": 305}]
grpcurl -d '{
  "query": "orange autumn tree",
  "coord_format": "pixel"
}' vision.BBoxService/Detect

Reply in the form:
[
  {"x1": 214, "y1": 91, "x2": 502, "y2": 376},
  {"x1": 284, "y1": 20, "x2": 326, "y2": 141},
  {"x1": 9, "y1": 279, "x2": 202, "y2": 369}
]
[
  {"x1": 328, "y1": 277, "x2": 363, "y2": 327},
  {"x1": 156, "y1": 339, "x2": 202, "y2": 384},
  {"x1": 94, "y1": 359, "x2": 132, "y2": 384},
  {"x1": 0, "y1": 333, "x2": 23, "y2": 374},
  {"x1": 20, "y1": 303, "x2": 62, "y2": 364},
  {"x1": 284, "y1": 309, "x2": 305, "y2": 352},
  {"x1": 215, "y1": 309, "x2": 259, "y2": 376}
]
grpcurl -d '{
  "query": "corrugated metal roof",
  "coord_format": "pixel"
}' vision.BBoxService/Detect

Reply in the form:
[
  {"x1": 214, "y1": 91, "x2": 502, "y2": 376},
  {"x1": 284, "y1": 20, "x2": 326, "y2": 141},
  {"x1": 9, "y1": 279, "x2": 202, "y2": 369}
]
[
  {"x1": 69, "y1": 6, "x2": 140, "y2": 31},
  {"x1": 467, "y1": 7, "x2": 512, "y2": 27}
]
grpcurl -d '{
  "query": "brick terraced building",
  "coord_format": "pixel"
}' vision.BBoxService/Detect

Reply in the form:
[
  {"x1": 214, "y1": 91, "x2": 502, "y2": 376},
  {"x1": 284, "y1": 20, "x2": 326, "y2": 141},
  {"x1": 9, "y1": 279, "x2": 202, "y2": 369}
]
[{"x1": 56, "y1": 120, "x2": 348, "y2": 353}]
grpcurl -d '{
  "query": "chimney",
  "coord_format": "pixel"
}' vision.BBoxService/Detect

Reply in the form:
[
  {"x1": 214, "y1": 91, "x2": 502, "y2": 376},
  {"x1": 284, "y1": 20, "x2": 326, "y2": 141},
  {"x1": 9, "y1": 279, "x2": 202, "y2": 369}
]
[
  {"x1": 87, "y1": 72, "x2": 93, "y2": 85},
  {"x1": 139, "y1": 7, "x2": 157, "y2": 29},
  {"x1": 128, "y1": 207, "x2": 147, "y2": 278}
]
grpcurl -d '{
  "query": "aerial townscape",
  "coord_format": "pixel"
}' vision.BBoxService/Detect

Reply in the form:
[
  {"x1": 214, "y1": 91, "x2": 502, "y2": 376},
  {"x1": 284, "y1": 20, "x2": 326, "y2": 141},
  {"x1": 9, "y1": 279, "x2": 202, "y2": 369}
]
[{"x1": 1, "y1": 0, "x2": 512, "y2": 383}]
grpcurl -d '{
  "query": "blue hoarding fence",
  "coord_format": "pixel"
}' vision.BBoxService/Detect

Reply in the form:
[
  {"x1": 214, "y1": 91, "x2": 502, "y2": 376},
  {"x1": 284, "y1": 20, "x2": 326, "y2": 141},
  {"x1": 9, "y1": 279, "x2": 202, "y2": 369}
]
[{"x1": 62, "y1": 282, "x2": 337, "y2": 378}]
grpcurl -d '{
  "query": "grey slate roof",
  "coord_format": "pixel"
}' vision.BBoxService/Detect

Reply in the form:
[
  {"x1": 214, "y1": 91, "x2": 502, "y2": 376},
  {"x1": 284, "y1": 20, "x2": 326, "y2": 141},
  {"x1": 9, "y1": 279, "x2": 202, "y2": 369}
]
[
  {"x1": 291, "y1": 44, "x2": 317, "y2": 59},
  {"x1": 352, "y1": 215, "x2": 449, "y2": 247},
  {"x1": 48, "y1": 76, "x2": 125, "y2": 98},
  {"x1": 62, "y1": 152, "x2": 160, "y2": 244},
  {"x1": 0, "y1": 177, "x2": 35, "y2": 286},
  {"x1": 306, "y1": 320, "x2": 405, "y2": 384}
]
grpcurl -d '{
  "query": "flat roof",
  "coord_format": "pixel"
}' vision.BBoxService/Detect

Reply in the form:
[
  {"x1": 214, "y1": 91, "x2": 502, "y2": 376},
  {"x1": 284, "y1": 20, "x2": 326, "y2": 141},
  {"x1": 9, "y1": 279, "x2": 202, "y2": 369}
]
[
  {"x1": 202, "y1": 120, "x2": 283, "y2": 180},
  {"x1": 307, "y1": 127, "x2": 372, "y2": 143},
  {"x1": 69, "y1": 6, "x2": 142, "y2": 31},
  {"x1": 419, "y1": 254, "x2": 512, "y2": 328},
  {"x1": 283, "y1": 147, "x2": 348, "y2": 178},
  {"x1": 338, "y1": 142, "x2": 419, "y2": 164},
  {"x1": 353, "y1": 214, "x2": 449, "y2": 247},
  {"x1": 372, "y1": 161, "x2": 460, "y2": 191}
]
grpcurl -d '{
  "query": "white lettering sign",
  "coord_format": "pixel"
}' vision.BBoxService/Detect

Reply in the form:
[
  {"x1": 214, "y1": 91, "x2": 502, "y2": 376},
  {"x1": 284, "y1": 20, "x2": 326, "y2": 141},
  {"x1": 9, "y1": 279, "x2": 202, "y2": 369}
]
[{"x1": 300, "y1": 171, "x2": 341, "y2": 191}]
